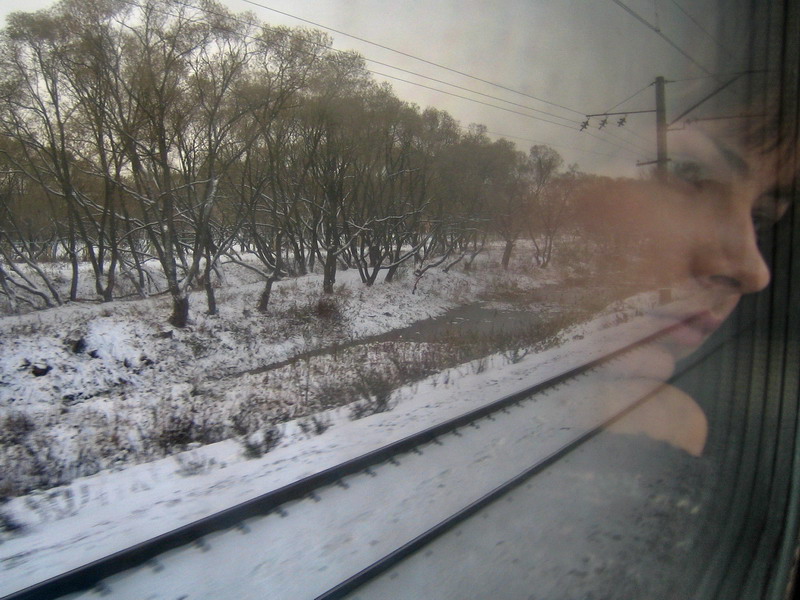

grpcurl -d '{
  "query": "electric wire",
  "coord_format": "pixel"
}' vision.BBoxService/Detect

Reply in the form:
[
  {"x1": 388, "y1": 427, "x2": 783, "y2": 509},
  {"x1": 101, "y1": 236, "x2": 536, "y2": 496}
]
[
  {"x1": 372, "y1": 70, "x2": 580, "y2": 132},
  {"x1": 615, "y1": 124, "x2": 655, "y2": 148},
  {"x1": 667, "y1": 0, "x2": 734, "y2": 58},
  {"x1": 376, "y1": 70, "x2": 647, "y2": 156},
  {"x1": 582, "y1": 129, "x2": 646, "y2": 158},
  {"x1": 162, "y1": 0, "x2": 645, "y2": 157},
  {"x1": 158, "y1": 0, "x2": 579, "y2": 127},
  {"x1": 668, "y1": 72, "x2": 756, "y2": 83},
  {"x1": 368, "y1": 65, "x2": 578, "y2": 124},
  {"x1": 608, "y1": 0, "x2": 713, "y2": 75},
  {"x1": 595, "y1": 126, "x2": 652, "y2": 154},
  {"x1": 480, "y1": 128, "x2": 639, "y2": 160},
  {"x1": 237, "y1": 0, "x2": 586, "y2": 117},
  {"x1": 604, "y1": 81, "x2": 654, "y2": 113},
  {"x1": 131, "y1": 0, "x2": 648, "y2": 161}
]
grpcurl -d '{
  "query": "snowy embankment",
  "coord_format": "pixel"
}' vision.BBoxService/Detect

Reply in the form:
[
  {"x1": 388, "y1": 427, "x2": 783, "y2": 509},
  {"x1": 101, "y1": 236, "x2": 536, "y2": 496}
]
[{"x1": 1, "y1": 262, "x2": 490, "y2": 497}]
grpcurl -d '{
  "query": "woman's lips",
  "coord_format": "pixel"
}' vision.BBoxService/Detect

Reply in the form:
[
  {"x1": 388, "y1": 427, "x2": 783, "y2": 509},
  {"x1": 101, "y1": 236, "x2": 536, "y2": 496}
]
[{"x1": 656, "y1": 311, "x2": 725, "y2": 349}]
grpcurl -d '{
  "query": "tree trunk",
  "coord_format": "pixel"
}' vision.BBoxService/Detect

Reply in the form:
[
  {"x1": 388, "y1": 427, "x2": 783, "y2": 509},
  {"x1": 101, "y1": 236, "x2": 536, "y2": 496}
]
[
  {"x1": 257, "y1": 275, "x2": 277, "y2": 313},
  {"x1": 323, "y1": 250, "x2": 337, "y2": 294},
  {"x1": 169, "y1": 295, "x2": 190, "y2": 328},
  {"x1": 204, "y1": 265, "x2": 217, "y2": 316},
  {"x1": 385, "y1": 264, "x2": 398, "y2": 282},
  {"x1": 501, "y1": 239, "x2": 515, "y2": 270},
  {"x1": 68, "y1": 247, "x2": 80, "y2": 302},
  {"x1": 102, "y1": 251, "x2": 118, "y2": 302},
  {"x1": 274, "y1": 232, "x2": 286, "y2": 278},
  {"x1": 291, "y1": 240, "x2": 307, "y2": 275}
]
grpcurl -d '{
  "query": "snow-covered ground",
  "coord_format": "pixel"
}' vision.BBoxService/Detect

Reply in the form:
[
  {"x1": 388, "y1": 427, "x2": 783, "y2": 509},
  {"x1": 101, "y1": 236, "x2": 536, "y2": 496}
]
[
  {"x1": 1, "y1": 250, "x2": 662, "y2": 597},
  {"x1": 0, "y1": 260, "x2": 496, "y2": 496}
]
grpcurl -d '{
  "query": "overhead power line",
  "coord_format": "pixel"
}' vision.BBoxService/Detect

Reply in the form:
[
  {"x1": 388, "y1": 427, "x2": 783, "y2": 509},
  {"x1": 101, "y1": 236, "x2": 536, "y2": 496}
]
[
  {"x1": 375, "y1": 70, "x2": 643, "y2": 156},
  {"x1": 238, "y1": 0, "x2": 586, "y2": 117},
  {"x1": 481, "y1": 128, "x2": 638, "y2": 160},
  {"x1": 608, "y1": 0, "x2": 713, "y2": 75},
  {"x1": 593, "y1": 126, "x2": 651, "y2": 155},
  {"x1": 667, "y1": 0, "x2": 733, "y2": 58},
  {"x1": 141, "y1": 0, "x2": 646, "y2": 160},
  {"x1": 668, "y1": 71, "x2": 756, "y2": 83},
  {"x1": 367, "y1": 63, "x2": 578, "y2": 125},
  {"x1": 157, "y1": 0, "x2": 578, "y2": 127},
  {"x1": 372, "y1": 71, "x2": 579, "y2": 130},
  {"x1": 371, "y1": 72, "x2": 643, "y2": 155},
  {"x1": 604, "y1": 81, "x2": 654, "y2": 113},
  {"x1": 669, "y1": 74, "x2": 743, "y2": 125}
]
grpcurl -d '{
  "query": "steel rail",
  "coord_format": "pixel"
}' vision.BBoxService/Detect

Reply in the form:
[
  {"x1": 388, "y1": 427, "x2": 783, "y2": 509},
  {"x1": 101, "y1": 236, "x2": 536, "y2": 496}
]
[
  {"x1": 314, "y1": 376, "x2": 660, "y2": 600},
  {"x1": 313, "y1": 322, "x2": 750, "y2": 600}
]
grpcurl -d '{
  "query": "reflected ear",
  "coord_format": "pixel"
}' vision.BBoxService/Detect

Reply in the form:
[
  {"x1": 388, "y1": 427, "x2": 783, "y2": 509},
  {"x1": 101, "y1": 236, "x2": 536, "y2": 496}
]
[{"x1": 608, "y1": 385, "x2": 708, "y2": 457}]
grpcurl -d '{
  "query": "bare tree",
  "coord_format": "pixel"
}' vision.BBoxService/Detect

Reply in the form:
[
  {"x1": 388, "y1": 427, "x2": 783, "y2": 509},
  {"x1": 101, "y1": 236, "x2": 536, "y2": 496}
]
[
  {"x1": 529, "y1": 167, "x2": 578, "y2": 268},
  {"x1": 525, "y1": 145, "x2": 565, "y2": 267}
]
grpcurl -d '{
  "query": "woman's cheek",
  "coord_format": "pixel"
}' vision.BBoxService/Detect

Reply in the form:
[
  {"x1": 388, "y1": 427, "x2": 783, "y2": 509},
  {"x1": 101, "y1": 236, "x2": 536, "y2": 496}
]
[{"x1": 575, "y1": 181, "x2": 705, "y2": 292}]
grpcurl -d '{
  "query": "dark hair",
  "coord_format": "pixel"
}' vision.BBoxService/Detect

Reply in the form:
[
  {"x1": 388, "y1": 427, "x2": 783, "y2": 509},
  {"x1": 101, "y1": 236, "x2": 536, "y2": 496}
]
[{"x1": 716, "y1": 3, "x2": 799, "y2": 171}]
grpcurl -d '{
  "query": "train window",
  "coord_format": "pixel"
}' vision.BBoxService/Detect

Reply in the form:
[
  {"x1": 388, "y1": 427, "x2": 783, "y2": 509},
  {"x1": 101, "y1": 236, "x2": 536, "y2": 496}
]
[{"x1": 0, "y1": 1, "x2": 798, "y2": 599}]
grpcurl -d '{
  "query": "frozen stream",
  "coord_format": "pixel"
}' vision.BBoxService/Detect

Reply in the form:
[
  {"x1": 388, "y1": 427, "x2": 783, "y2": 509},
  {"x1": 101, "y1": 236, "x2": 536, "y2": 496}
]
[{"x1": 243, "y1": 300, "x2": 553, "y2": 376}]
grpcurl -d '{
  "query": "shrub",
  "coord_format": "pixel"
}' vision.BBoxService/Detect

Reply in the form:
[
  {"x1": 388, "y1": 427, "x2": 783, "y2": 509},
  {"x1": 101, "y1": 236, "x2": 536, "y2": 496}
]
[
  {"x1": 315, "y1": 296, "x2": 341, "y2": 320},
  {"x1": 240, "y1": 425, "x2": 284, "y2": 459},
  {"x1": 174, "y1": 448, "x2": 215, "y2": 477},
  {"x1": 149, "y1": 399, "x2": 226, "y2": 454},
  {"x1": 286, "y1": 295, "x2": 343, "y2": 326},
  {"x1": 314, "y1": 379, "x2": 361, "y2": 411},
  {"x1": 153, "y1": 411, "x2": 195, "y2": 452},
  {"x1": 348, "y1": 367, "x2": 398, "y2": 420},
  {"x1": 229, "y1": 394, "x2": 278, "y2": 436},
  {"x1": 0, "y1": 412, "x2": 36, "y2": 446},
  {"x1": 0, "y1": 510, "x2": 24, "y2": 534},
  {"x1": 0, "y1": 431, "x2": 73, "y2": 497},
  {"x1": 501, "y1": 346, "x2": 530, "y2": 364},
  {"x1": 386, "y1": 344, "x2": 440, "y2": 382},
  {"x1": 298, "y1": 414, "x2": 332, "y2": 437}
]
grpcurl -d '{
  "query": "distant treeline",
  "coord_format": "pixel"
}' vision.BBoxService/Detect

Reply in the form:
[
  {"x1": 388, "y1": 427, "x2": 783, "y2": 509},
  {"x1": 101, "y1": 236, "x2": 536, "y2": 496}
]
[{"x1": 0, "y1": 0, "x2": 579, "y2": 325}]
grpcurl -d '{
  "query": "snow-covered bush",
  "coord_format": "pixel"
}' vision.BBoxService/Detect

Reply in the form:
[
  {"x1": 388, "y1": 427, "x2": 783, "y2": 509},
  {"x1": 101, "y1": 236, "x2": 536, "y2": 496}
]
[
  {"x1": 298, "y1": 414, "x2": 332, "y2": 437},
  {"x1": 348, "y1": 367, "x2": 398, "y2": 420},
  {"x1": 147, "y1": 396, "x2": 226, "y2": 454},
  {"x1": 239, "y1": 425, "x2": 284, "y2": 459}
]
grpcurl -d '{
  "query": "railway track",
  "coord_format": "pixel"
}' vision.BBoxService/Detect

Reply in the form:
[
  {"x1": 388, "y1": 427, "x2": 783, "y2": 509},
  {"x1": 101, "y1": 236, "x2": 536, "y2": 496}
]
[{"x1": 3, "y1": 322, "x2": 694, "y2": 600}]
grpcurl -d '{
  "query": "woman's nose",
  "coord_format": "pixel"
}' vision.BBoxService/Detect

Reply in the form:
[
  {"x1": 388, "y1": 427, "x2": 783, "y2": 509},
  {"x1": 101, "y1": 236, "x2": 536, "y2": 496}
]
[{"x1": 690, "y1": 210, "x2": 771, "y2": 295}]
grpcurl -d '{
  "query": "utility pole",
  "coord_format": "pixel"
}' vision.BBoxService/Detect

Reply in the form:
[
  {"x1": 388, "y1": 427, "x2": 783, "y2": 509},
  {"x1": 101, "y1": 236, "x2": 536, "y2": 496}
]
[
  {"x1": 585, "y1": 78, "x2": 665, "y2": 172},
  {"x1": 588, "y1": 74, "x2": 743, "y2": 173},
  {"x1": 655, "y1": 75, "x2": 668, "y2": 178}
]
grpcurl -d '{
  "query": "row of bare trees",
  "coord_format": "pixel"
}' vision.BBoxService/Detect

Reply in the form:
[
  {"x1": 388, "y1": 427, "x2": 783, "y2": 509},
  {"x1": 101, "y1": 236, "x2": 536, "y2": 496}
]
[{"x1": 0, "y1": 0, "x2": 579, "y2": 325}]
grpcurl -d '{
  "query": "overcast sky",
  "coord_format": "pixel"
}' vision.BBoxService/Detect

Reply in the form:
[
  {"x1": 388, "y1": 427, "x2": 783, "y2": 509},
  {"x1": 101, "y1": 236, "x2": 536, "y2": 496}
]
[{"x1": 1, "y1": 0, "x2": 742, "y2": 176}]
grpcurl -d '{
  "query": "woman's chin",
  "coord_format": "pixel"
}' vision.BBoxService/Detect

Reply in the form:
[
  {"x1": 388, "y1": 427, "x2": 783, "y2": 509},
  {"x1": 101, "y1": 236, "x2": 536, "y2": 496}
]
[
  {"x1": 613, "y1": 341, "x2": 678, "y2": 383},
  {"x1": 657, "y1": 326, "x2": 711, "y2": 361}
]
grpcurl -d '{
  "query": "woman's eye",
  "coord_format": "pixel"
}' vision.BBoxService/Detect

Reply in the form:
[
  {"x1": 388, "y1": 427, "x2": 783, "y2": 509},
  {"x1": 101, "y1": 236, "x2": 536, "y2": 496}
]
[
  {"x1": 751, "y1": 210, "x2": 773, "y2": 233},
  {"x1": 753, "y1": 188, "x2": 793, "y2": 236},
  {"x1": 668, "y1": 159, "x2": 713, "y2": 189},
  {"x1": 751, "y1": 203, "x2": 783, "y2": 239},
  {"x1": 672, "y1": 160, "x2": 704, "y2": 181}
]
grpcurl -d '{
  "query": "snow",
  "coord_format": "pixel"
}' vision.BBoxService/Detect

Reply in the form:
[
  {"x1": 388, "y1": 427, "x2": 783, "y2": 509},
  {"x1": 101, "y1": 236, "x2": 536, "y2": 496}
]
[{"x1": 0, "y1": 250, "x2": 669, "y2": 598}]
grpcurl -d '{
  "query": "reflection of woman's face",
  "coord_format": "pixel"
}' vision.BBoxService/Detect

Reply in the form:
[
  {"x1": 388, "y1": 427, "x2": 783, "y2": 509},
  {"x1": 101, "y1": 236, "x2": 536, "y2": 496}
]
[{"x1": 587, "y1": 122, "x2": 794, "y2": 363}]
